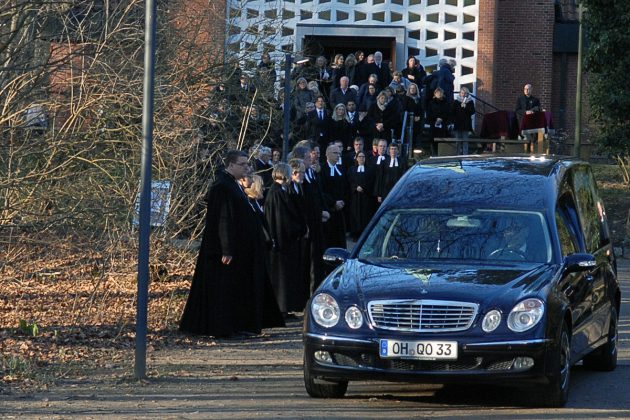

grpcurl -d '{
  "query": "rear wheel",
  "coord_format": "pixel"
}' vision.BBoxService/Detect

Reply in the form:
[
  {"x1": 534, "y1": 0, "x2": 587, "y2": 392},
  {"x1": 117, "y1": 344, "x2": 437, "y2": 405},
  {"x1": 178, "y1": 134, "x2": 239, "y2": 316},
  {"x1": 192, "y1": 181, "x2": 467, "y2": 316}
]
[
  {"x1": 532, "y1": 322, "x2": 571, "y2": 408},
  {"x1": 304, "y1": 357, "x2": 348, "y2": 398},
  {"x1": 583, "y1": 306, "x2": 618, "y2": 371}
]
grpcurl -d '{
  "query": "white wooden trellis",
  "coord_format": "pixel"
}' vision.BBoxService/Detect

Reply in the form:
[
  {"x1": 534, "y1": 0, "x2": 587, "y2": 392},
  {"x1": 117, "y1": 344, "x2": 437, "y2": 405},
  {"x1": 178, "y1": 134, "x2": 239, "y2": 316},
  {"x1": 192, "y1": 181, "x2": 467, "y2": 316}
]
[{"x1": 226, "y1": 0, "x2": 479, "y2": 94}]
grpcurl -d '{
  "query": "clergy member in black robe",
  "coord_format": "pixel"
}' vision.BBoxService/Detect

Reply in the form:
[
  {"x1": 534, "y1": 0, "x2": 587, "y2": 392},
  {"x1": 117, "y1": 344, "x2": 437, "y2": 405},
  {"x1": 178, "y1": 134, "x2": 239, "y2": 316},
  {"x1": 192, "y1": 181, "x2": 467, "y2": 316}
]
[
  {"x1": 180, "y1": 151, "x2": 281, "y2": 337},
  {"x1": 374, "y1": 143, "x2": 407, "y2": 204},
  {"x1": 265, "y1": 163, "x2": 309, "y2": 313},
  {"x1": 320, "y1": 145, "x2": 348, "y2": 250},
  {"x1": 244, "y1": 174, "x2": 285, "y2": 329},
  {"x1": 347, "y1": 151, "x2": 376, "y2": 240},
  {"x1": 287, "y1": 160, "x2": 311, "y2": 307},
  {"x1": 301, "y1": 155, "x2": 330, "y2": 294}
]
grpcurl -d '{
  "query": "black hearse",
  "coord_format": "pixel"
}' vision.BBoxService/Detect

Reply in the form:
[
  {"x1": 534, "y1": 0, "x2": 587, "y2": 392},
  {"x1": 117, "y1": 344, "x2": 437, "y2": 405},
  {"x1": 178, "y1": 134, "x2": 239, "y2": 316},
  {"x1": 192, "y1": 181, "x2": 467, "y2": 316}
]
[{"x1": 303, "y1": 156, "x2": 620, "y2": 407}]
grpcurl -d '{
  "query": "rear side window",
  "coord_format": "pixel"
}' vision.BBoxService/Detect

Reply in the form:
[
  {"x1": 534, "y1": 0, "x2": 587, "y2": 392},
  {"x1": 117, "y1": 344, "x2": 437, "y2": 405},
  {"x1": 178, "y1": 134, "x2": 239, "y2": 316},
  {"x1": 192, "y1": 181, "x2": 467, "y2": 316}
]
[
  {"x1": 573, "y1": 167, "x2": 606, "y2": 252},
  {"x1": 555, "y1": 210, "x2": 578, "y2": 257}
]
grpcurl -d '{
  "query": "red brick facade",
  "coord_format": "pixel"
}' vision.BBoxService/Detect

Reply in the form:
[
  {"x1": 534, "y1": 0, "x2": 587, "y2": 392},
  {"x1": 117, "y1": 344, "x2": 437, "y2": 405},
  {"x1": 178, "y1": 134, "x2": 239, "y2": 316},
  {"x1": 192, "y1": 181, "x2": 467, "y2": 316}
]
[
  {"x1": 477, "y1": 0, "x2": 555, "y2": 114},
  {"x1": 477, "y1": 0, "x2": 585, "y2": 142}
]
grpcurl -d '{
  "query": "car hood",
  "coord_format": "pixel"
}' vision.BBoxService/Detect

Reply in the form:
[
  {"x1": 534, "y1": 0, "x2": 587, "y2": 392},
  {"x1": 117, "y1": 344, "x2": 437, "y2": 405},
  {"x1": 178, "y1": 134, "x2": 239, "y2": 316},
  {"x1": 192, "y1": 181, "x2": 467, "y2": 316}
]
[{"x1": 327, "y1": 259, "x2": 557, "y2": 308}]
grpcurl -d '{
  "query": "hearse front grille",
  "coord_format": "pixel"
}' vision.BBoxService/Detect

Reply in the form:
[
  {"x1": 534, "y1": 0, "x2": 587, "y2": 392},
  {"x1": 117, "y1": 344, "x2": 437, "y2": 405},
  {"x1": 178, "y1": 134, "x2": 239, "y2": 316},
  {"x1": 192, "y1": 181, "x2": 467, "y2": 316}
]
[{"x1": 368, "y1": 299, "x2": 478, "y2": 332}]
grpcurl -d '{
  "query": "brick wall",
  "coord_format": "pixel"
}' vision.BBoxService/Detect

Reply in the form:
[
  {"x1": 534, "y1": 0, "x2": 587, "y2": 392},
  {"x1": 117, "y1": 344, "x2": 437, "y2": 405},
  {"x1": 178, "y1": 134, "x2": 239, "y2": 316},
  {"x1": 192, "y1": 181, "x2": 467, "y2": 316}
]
[
  {"x1": 476, "y1": 0, "x2": 498, "y2": 111},
  {"x1": 494, "y1": 0, "x2": 555, "y2": 111},
  {"x1": 172, "y1": 0, "x2": 226, "y2": 66}
]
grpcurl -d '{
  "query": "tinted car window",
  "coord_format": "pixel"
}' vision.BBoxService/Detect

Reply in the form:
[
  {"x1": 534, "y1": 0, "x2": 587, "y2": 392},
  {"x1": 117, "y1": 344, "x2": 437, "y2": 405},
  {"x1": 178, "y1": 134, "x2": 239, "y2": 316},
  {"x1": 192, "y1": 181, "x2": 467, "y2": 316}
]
[
  {"x1": 555, "y1": 210, "x2": 578, "y2": 257},
  {"x1": 573, "y1": 167, "x2": 603, "y2": 253},
  {"x1": 358, "y1": 208, "x2": 551, "y2": 263}
]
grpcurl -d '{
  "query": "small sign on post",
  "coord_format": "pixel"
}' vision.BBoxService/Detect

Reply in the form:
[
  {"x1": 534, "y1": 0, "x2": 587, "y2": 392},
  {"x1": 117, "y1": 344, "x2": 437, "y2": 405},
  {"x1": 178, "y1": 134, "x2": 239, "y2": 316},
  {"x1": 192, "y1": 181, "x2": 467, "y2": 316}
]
[{"x1": 133, "y1": 180, "x2": 171, "y2": 227}]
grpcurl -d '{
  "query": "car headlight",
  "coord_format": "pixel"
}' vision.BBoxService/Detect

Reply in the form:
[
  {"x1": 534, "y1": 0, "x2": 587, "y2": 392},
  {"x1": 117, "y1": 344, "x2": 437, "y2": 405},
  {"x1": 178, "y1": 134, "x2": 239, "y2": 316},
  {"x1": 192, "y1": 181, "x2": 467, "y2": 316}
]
[
  {"x1": 311, "y1": 293, "x2": 340, "y2": 328},
  {"x1": 507, "y1": 298, "x2": 544, "y2": 332},
  {"x1": 344, "y1": 306, "x2": 363, "y2": 329},
  {"x1": 482, "y1": 309, "x2": 502, "y2": 332}
]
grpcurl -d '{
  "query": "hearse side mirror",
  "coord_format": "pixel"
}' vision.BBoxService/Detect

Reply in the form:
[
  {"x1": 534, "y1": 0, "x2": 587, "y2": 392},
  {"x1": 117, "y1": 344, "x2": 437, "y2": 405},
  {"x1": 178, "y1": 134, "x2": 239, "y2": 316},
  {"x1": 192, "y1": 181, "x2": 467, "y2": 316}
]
[
  {"x1": 323, "y1": 248, "x2": 350, "y2": 266},
  {"x1": 564, "y1": 253, "x2": 597, "y2": 274}
]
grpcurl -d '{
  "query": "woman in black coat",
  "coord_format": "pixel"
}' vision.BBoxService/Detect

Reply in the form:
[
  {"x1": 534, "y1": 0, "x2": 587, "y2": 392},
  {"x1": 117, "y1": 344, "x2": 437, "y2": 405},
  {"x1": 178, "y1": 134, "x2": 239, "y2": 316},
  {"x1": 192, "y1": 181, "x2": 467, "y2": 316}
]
[
  {"x1": 243, "y1": 173, "x2": 285, "y2": 329},
  {"x1": 401, "y1": 56, "x2": 426, "y2": 87},
  {"x1": 265, "y1": 163, "x2": 309, "y2": 314},
  {"x1": 358, "y1": 83, "x2": 378, "y2": 113},
  {"x1": 451, "y1": 86, "x2": 476, "y2": 154},
  {"x1": 329, "y1": 103, "x2": 353, "y2": 151},
  {"x1": 427, "y1": 87, "x2": 451, "y2": 154},
  {"x1": 367, "y1": 92, "x2": 400, "y2": 141},
  {"x1": 374, "y1": 143, "x2": 407, "y2": 204},
  {"x1": 402, "y1": 83, "x2": 424, "y2": 149},
  {"x1": 347, "y1": 151, "x2": 376, "y2": 240}
]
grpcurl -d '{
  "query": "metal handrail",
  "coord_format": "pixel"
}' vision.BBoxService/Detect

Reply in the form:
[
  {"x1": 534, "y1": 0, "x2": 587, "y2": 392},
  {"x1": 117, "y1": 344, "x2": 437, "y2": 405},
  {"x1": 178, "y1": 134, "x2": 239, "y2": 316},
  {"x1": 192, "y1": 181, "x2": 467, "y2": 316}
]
[{"x1": 468, "y1": 93, "x2": 501, "y2": 113}]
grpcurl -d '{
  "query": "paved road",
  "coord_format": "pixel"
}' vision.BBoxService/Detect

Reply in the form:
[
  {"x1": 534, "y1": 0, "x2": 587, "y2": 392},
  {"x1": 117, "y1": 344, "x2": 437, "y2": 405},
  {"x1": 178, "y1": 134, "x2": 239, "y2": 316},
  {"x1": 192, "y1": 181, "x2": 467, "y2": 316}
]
[{"x1": 2, "y1": 260, "x2": 630, "y2": 419}]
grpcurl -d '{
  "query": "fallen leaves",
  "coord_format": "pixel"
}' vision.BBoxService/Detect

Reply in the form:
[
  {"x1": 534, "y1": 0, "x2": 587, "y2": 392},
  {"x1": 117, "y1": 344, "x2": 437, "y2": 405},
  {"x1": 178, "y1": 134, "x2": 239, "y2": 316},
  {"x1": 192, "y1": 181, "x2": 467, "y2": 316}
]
[{"x1": 0, "y1": 233, "x2": 197, "y2": 391}]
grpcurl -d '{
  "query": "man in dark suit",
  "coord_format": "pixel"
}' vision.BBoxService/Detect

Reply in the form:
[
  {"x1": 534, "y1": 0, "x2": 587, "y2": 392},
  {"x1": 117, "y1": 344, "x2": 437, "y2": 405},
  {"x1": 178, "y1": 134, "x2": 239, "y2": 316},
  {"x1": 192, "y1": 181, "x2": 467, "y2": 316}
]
[
  {"x1": 307, "y1": 95, "x2": 331, "y2": 151},
  {"x1": 364, "y1": 51, "x2": 392, "y2": 90},
  {"x1": 345, "y1": 100, "x2": 365, "y2": 140},
  {"x1": 343, "y1": 136, "x2": 365, "y2": 166},
  {"x1": 329, "y1": 76, "x2": 357, "y2": 108},
  {"x1": 515, "y1": 83, "x2": 541, "y2": 120}
]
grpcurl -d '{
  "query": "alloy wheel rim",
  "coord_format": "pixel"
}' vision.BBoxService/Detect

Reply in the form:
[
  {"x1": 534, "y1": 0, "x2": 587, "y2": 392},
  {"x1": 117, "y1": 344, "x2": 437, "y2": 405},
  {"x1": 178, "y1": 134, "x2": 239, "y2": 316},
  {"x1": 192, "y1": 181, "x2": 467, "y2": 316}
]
[
  {"x1": 610, "y1": 314, "x2": 618, "y2": 357},
  {"x1": 559, "y1": 331, "x2": 570, "y2": 390}
]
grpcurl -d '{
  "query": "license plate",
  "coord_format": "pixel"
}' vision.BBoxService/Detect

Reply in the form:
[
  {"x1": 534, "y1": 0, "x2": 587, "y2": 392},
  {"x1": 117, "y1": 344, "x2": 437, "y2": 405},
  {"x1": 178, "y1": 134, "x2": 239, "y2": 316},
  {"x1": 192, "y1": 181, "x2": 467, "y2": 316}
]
[{"x1": 379, "y1": 339, "x2": 458, "y2": 360}]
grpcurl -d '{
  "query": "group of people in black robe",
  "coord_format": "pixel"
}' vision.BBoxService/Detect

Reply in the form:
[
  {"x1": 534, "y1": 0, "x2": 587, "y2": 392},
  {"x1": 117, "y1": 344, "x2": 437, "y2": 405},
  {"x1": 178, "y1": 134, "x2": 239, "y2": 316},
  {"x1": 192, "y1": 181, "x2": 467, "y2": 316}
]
[{"x1": 179, "y1": 138, "x2": 409, "y2": 339}]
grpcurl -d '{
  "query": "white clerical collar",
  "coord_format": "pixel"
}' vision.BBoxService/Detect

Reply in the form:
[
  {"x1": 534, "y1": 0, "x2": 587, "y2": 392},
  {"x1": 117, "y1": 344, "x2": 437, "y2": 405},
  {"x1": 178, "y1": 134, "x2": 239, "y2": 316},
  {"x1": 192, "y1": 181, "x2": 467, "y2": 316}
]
[
  {"x1": 376, "y1": 155, "x2": 386, "y2": 164},
  {"x1": 304, "y1": 169, "x2": 312, "y2": 183},
  {"x1": 293, "y1": 183, "x2": 300, "y2": 193},
  {"x1": 389, "y1": 157, "x2": 399, "y2": 167},
  {"x1": 357, "y1": 165, "x2": 365, "y2": 173},
  {"x1": 328, "y1": 162, "x2": 342, "y2": 176}
]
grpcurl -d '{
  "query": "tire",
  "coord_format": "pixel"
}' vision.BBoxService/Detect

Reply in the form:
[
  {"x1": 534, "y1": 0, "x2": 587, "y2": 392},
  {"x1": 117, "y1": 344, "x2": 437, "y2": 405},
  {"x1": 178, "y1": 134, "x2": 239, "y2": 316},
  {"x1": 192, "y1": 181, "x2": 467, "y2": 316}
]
[
  {"x1": 532, "y1": 322, "x2": 571, "y2": 408},
  {"x1": 303, "y1": 358, "x2": 348, "y2": 398},
  {"x1": 583, "y1": 306, "x2": 618, "y2": 372}
]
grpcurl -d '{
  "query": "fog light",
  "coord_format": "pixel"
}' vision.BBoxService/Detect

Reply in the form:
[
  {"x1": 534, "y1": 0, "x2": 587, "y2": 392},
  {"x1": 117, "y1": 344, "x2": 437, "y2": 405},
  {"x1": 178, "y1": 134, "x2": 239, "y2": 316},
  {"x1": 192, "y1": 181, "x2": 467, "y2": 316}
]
[
  {"x1": 314, "y1": 351, "x2": 333, "y2": 364},
  {"x1": 513, "y1": 357, "x2": 534, "y2": 370}
]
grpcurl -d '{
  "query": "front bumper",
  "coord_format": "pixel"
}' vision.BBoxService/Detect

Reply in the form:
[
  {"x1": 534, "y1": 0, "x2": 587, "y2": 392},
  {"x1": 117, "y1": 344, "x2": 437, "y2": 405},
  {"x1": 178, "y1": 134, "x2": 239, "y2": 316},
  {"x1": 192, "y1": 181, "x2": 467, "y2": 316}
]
[{"x1": 304, "y1": 332, "x2": 554, "y2": 386}]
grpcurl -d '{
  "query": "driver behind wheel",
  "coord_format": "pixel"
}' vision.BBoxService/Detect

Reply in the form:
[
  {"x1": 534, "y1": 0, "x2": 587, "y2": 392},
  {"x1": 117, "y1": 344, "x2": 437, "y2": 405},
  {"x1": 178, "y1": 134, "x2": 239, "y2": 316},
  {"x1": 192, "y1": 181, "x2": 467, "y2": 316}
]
[{"x1": 489, "y1": 221, "x2": 530, "y2": 261}]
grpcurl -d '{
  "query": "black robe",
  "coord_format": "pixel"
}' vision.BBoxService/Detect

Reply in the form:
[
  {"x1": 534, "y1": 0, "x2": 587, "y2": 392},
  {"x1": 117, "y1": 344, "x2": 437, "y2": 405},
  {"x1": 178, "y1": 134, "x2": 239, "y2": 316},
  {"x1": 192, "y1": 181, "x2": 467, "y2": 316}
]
[
  {"x1": 302, "y1": 168, "x2": 328, "y2": 293},
  {"x1": 374, "y1": 156, "x2": 407, "y2": 200},
  {"x1": 250, "y1": 198, "x2": 286, "y2": 328},
  {"x1": 179, "y1": 170, "x2": 282, "y2": 337},
  {"x1": 265, "y1": 182, "x2": 308, "y2": 313},
  {"x1": 320, "y1": 162, "x2": 348, "y2": 250},
  {"x1": 329, "y1": 119, "x2": 353, "y2": 151},
  {"x1": 253, "y1": 158, "x2": 273, "y2": 190},
  {"x1": 347, "y1": 165, "x2": 376, "y2": 238}
]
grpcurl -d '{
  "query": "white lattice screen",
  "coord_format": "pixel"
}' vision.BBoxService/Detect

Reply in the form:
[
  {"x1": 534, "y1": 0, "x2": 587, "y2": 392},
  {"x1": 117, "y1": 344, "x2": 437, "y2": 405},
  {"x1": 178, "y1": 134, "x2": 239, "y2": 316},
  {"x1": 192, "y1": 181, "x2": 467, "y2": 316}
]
[{"x1": 227, "y1": 0, "x2": 478, "y2": 90}]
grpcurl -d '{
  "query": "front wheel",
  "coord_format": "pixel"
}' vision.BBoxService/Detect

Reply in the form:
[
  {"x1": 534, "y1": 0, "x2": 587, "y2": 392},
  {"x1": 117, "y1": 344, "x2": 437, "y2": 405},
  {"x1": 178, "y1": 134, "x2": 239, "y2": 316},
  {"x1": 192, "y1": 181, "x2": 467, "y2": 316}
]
[
  {"x1": 304, "y1": 357, "x2": 348, "y2": 398},
  {"x1": 532, "y1": 322, "x2": 571, "y2": 407},
  {"x1": 583, "y1": 306, "x2": 618, "y2": 371}
]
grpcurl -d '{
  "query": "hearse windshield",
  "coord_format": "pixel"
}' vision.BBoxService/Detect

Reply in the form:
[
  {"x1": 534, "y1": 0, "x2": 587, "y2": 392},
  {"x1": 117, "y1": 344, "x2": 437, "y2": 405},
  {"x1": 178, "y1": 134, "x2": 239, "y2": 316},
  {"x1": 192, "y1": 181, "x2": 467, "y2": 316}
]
[{"x1": 358, "y1": 209, "x2": 551, "y2": 263}]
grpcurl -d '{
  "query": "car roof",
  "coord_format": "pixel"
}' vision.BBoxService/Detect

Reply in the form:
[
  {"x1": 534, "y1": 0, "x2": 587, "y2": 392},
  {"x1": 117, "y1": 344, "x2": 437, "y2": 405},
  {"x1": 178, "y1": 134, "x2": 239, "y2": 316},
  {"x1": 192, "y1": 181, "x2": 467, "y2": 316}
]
[{"x1": 385, "y1": 154, "x2": 585, "y2": 210}]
